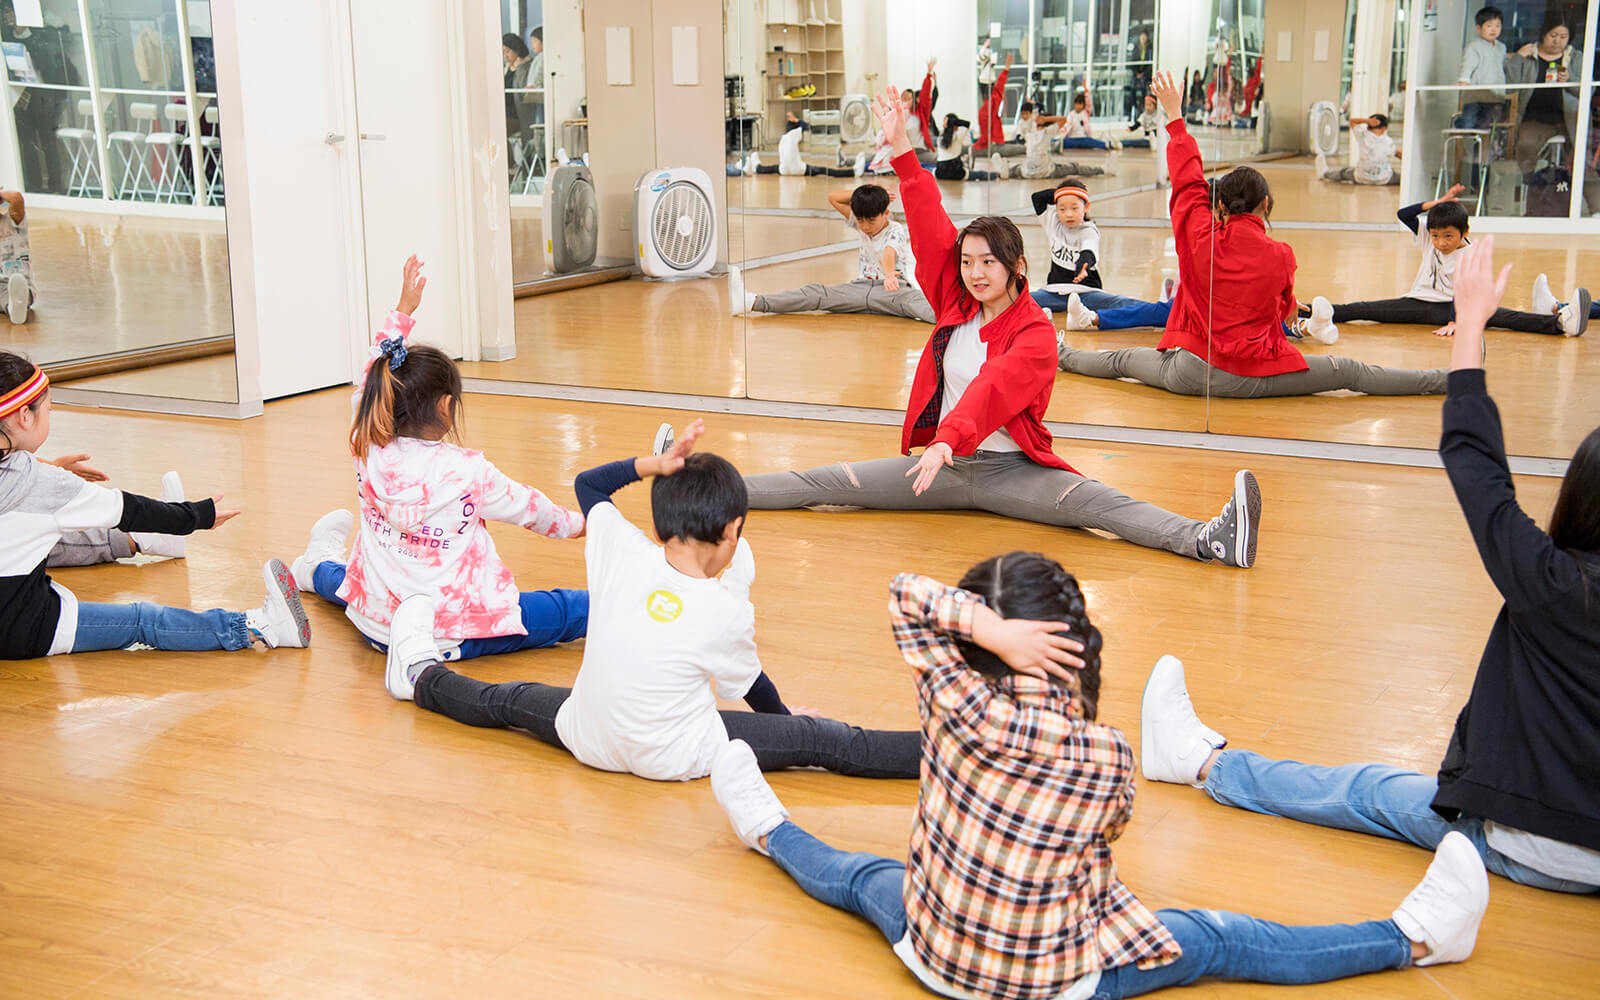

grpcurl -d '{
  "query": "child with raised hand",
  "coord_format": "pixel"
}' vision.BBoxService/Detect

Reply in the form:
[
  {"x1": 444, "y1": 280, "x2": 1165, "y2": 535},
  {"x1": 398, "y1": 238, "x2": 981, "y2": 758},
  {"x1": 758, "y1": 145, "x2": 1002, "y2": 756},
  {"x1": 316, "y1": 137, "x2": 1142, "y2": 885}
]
[
  {"x1": 1140, "y1": 237, "x2": 1600, "y2": 896},
  {"x1": 1027, "y1": 180, "x2": 1172, "y2": 327},
  {"x1": 710, "y1": 552, "x2": 1491, "y2": 998},
  {"x1": 381, "y1": 419, "x2": 919, "y2": 782},
  {"x1": 0, "y1": 351, "x2": 309, "y2": 659},
  {"x1": 288, "y1": 256, "x2": 587, "y2": 661},
  {"x1": 728, "y1": 183, "x2": 934, "y2": 323},
  {"x1": 1057, "y1": 72, "x2": 1450, "y2": 398}
]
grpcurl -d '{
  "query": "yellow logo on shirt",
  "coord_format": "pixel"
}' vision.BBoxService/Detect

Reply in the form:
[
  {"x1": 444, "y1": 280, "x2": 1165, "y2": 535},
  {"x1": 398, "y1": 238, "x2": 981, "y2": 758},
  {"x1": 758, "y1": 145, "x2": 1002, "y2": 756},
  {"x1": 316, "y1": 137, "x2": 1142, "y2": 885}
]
[{"x1": 646, "y1": 590, "x2": 683, "y2": 622}]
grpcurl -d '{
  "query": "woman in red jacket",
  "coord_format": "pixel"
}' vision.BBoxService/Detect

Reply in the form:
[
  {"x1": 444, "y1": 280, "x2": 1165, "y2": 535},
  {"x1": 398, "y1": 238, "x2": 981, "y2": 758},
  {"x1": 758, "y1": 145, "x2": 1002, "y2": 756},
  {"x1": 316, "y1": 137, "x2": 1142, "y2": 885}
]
[
  {"x1": 1057, "y1": 73, "x2": 1447, "y2": 398},
  {"x1": 737, "y1": 88, "x2": 1263, "y2": 569}
]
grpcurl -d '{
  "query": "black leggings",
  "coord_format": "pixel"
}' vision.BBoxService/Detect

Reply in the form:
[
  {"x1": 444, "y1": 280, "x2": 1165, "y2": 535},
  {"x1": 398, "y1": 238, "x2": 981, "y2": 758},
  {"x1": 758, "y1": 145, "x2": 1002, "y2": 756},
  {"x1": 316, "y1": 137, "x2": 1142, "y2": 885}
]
[
  {"x1": 754, "y1": 164, "x2": 857, "y2": 177},
  {"x1": 1312, "y1": 296, "x2": 1562, "y2": 335},
  {"x1": 412, "y1": 664, "x2": 920, "y2": 778}
]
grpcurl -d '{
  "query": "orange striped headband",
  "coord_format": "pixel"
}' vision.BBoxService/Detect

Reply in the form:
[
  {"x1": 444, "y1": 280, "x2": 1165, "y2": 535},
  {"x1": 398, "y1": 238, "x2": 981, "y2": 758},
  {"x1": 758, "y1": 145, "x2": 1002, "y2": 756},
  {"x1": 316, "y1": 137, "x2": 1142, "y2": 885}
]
[
  {"x1": 0, "y1": 365, "x2": 48, "y2": 418},
  {"x1": 1053, "y1": 185, "x2": 1090, "y2": 206}
]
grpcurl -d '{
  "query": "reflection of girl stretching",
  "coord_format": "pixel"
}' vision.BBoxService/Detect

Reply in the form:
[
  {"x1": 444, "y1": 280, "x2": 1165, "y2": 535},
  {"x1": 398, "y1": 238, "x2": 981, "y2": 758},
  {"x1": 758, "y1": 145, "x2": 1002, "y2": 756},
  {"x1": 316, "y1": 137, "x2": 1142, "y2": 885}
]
[
  {"x1": 1058, "y1": 74, "x2": 1449, "y2": 399},
  {"x1": 742, "y1": 87, "x2": 1265, "y2": 569}
]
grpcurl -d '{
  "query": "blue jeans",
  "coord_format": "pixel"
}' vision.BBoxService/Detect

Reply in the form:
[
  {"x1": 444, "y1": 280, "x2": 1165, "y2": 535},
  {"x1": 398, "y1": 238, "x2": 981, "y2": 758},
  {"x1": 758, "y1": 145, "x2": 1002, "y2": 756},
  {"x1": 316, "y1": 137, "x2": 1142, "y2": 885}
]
[
  {"x1": 310, "y1": 561, "x2": 588, "y2": 660},
  {"x1": 1059, "y1": 136, "x2": 1108, "y2": 149},
  {"x1": 1205, "y1": 749, "x2": 1600, "y2": 894},
  {"x1": 1097, "y1": 300, "x2": 1171, "y2": 330},
  {"x1": 765, "y1": 820, "x2": 1411, "y2": 999},
  {"x1": 72, "y1": 601, "x2": 252, "y2": 652},
  {"x1": 1031, "y1": 289, "x2": 1145, "y2": 313}
]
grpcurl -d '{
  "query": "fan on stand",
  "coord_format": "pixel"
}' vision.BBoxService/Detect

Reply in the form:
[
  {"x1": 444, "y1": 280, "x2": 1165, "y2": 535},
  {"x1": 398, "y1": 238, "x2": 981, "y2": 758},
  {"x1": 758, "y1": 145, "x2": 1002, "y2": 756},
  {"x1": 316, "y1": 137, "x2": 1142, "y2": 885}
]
[
  {"x1": 543, "y1": 163, "x2": 598, "y2": 275},
  {"x1": 634, "y1": 167, "x2": 718, "y2": 279},
  {"x1": 1307, "y1": 101, "x2": 1340, "y2": 159}
]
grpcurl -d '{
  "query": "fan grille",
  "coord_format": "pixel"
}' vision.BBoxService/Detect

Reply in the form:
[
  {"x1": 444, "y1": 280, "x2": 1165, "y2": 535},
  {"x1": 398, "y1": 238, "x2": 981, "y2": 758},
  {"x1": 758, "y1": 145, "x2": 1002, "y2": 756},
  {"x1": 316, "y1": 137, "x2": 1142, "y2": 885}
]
[
  {"x1": 841, "y1": 97, "x2": 872, "y2": 143},
  {"x1": 1309, "y1": 103, "x2": 1339, "y2": 156},
  {"x1": 556, "y1": 175, "x2": 598, "y2": 272},
  {"x1": 650, "y1": 180, "x2": 714, "y2": 270}
]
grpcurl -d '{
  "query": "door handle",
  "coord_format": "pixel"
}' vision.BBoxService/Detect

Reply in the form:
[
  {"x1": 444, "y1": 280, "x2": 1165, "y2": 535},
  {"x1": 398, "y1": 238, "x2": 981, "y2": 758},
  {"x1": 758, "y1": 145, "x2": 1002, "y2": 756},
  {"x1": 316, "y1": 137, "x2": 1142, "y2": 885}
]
[
  {"x1": 324, "y1": 131, "x2": 346, "y2": 144},
  {"x1": 360, "y1": 132, "x2": 386, "y2": 141}
]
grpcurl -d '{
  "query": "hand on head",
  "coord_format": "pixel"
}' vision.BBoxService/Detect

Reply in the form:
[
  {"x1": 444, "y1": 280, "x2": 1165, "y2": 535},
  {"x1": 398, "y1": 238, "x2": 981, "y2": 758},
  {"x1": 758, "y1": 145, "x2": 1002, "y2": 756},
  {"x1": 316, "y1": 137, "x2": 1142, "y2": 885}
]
[{"x1": 1440, "y1": 184, "x2": 1465, "y2": 204}]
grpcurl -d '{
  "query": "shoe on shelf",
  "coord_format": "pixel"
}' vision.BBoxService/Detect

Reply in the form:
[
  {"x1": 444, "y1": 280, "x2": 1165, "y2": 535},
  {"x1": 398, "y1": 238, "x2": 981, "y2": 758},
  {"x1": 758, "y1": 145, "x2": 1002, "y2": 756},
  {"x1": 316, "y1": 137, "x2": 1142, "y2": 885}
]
[
  {"x1": 385, "y1": 595, "x2": 441, "y2": 701},
  {"x1": 1531, "y1": 273, "x2": 1560, "y2": 315},
  {"x1": 1139, "y1": 654, "x2": 1227, "y2": 786},
  {"x1": 1558, "y1": 287, "x2": 1590, "y2": 337},
  {"x1": 290, "y1": 509, "x2": 354, "y2": 592},
  {"x1": 1195, "y1": 469, "x2": 1261, "y2": 568},
  {"x1": 1065, "y1": 292, "x2": 1097, "y2": 331},
  {"x1": 711, "y1": 739, "x2": 789, "y2": 856},
  {"x1": 129, "y1": 471, "x2": 189, "y2": 559},
  {"x1": 1303, "y1": 295, "x2": 1338, "y2": 344},
  {"x1": 246, "y1": 559, "x2": 311, "y2": 649},
  {"x1": 1392, "y1": 832, "x2": 1489, "y2": 967}
]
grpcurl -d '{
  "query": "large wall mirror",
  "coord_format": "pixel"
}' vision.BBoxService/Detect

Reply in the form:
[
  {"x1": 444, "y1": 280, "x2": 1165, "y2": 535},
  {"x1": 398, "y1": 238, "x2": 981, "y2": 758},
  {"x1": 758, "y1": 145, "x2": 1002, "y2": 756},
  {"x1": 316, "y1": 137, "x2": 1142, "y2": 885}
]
[{"x1": 0, "y1": 0, "x2": 238, "y2": 409}]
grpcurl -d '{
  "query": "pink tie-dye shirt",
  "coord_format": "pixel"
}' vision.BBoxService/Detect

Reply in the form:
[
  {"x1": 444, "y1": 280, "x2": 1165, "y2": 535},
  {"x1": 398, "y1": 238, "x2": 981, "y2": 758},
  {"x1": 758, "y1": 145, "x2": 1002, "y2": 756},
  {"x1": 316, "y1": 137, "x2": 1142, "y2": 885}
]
[{"x1": 337, "y1": 311, "x2": 584, "y2": 640}]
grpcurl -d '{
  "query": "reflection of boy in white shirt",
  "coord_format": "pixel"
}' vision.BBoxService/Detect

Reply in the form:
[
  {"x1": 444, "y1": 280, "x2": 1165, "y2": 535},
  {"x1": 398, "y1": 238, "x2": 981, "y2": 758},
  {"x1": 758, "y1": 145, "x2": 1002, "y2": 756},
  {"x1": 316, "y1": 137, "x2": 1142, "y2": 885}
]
[
  {"x1": 0, "y1": 187, "x2": 35, "y2": 323},
  {"x1": 991, "y1": 103, "x2": 1110, "y2": 180},
  {"x1": 395, "y1": 422, "x2": 920, "y2": 782},
  {"x1": 1315, "y1": 115, "x2": 1400, "y2": 186},
  {"x1": 729, "y1": 183, "x2": 935, "y2": 323}
]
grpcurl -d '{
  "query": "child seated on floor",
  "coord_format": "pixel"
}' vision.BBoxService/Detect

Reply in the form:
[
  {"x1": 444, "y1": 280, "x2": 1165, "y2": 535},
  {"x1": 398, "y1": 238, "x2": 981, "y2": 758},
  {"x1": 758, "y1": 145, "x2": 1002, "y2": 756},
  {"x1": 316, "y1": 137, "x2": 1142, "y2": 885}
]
[
  {"x1": 0, "y1": 185, "x2": 35, "y2": 324},
  {"x1": 740, "y1": 113, "x2": 862, "y2": 178},
  {"x1": 1296, "y1": 187, "x2": 1590, "y2": 339},
  {"x1": 382, "y1": 419, "x2": 920, "y2": 783},
  {"x1": 988, "y1": 102, "x2": 1113, "y2": 180},
  {"x1": 1060, "y1": 91, "x2": 1120, "y2": 150},
  {"x1": 727, "y1": 182, "x2": 934, "y2": 324},
  {"x1": 1315, "y1": 114, "x2": 1401, "y2": 186}
]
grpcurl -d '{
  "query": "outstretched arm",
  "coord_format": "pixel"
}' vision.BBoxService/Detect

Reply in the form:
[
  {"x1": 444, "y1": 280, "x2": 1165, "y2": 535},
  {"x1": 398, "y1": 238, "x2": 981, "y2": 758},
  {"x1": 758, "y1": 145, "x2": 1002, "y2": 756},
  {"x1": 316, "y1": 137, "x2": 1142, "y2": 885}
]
[{"x1": 878, "y1": 87, "x2": 959, "y2": 311}]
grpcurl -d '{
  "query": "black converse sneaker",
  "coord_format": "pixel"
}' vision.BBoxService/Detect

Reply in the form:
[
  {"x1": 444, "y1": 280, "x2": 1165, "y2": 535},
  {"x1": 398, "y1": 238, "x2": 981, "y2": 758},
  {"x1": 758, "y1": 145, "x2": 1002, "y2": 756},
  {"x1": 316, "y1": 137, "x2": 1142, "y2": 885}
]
[{"x1": 1195, "y1": 470, "x2": 1261, "y2": 568}]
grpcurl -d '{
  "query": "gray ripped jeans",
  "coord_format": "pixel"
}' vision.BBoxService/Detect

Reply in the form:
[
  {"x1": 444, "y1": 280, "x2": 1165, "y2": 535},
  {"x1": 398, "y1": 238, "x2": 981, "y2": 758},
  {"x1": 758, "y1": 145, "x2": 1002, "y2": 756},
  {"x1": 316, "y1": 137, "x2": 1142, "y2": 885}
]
[
  {"x1": 49, "y1": 529, "x2": 136, "y2": 567},
  {"x1": 755, "y1": 278, "x2": 936, "y2": 324},
  {"x1": 1058, "y1": 346, "x2": 1448, "y2": 397},
  {"x1": 744, "y1": 450, "x2": 1208, "y2": 560}
]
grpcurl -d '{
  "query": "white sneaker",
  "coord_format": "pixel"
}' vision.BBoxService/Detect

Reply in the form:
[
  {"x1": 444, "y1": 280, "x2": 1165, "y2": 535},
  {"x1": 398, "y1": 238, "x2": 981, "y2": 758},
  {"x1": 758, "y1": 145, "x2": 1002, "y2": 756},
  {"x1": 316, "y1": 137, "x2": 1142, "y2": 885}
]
[
  {"x1": 129, "y1": 471, "x2": 187, "y2": 559},
  {"x1": 289, "y1": 509, "x2": 354, "y2": 593},
  {"x1": 245, "y1": 559, "x2": 311, "y2": 649},
  {"x1": 7, "y1": 273, "x2": 29, "y2": 324},
  {"x1": 746, "y1": 151, "x2": 761, "y2": 173},
  {"x1": 1303, "y1": 295, "x2": 1338, "y2": 344},
  {"x1": 1557, "y1": 287, "x2": 1590, "y2": 337},
  {"x1": 711, "y1": 739, "x2": 788, "y2": 856},
  {"x1": 1041, "y1": 307, "x2": 1054, "y2": 326},
  {"x1": 1160, "y1": 277, "x2": 1176, "y2": 303},
  {"x1": 652, "y1": 422, "x2": 675, "y2": 456},
  {"x1": 1139, "y1": 655, "x2": 1226, "y2": 786},
  {"x1": 989, "y1": 152, "x2": 1006, "y2": 180},
  {"x1": 728, "y1": 265, "x2": 756, "y2": 316},
  {"x1": 1531, "y1": 272, "x2": 1560, "y2": 315},
  {"x1": 1108, "y1": 136, "x2": 1122, "y2": 151},
  {"x1": 1392, "y1": 832, "x2": 1489, "y2": 967},
  {"x1": 384, "y1": 595, "x2": 440, "y2": 701},
  {"x1": 1065, "y1": 292, "x2": 1097, "y2": 331},
  {"x1": 1314, "y1": 151, "x2": 1329, "y2": 178},
  {"x1": 853, "y1": 151, "x2": 867, "y2": 177}
]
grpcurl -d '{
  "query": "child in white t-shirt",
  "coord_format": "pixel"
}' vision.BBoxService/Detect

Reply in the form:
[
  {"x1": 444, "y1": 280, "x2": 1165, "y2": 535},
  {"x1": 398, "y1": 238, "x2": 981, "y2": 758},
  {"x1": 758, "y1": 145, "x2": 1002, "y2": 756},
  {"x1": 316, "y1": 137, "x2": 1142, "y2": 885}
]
[
  {"x1": 1316, "y1": 115, "x2": 1401, "y2": 186},
  {"x1": 386, "y1": 420, "x2": 920, "y2": 783},
  {"x1": 728, "y1": 182, "x2": 934, "y2": 323},
  {"x1": 989, "y1": 102, "x2": 1112, "y2": 180},
  {"x1": 0, "y1": 187, "x2": 35, "y2": 323}
]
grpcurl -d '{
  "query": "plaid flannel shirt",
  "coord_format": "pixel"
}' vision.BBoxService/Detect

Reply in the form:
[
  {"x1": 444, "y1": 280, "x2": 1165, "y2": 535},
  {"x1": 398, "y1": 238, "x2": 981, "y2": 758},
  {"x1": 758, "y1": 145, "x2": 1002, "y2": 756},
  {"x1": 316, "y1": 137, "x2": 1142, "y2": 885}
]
[{"x1": 889, "y1": 573, "x2": 1180, "y2": 999}]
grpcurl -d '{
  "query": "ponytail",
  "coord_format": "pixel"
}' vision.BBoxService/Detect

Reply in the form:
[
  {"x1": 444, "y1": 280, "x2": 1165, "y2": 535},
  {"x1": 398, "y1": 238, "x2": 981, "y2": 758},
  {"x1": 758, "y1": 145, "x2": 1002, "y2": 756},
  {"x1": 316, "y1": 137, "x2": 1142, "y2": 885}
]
[
  {"x1": 348, "y1": 341, "x2": 464, "y2": 457},
  {"x1": 351, "y1": 360, "x2": 401, "y2": 457}
]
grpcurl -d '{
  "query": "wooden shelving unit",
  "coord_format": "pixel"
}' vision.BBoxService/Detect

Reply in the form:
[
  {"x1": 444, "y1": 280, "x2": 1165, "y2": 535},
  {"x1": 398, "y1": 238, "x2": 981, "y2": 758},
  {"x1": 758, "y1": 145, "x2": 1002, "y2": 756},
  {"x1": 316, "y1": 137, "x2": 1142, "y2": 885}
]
[{"x1": 762, "y1": 0, "x2": 843, "y2": 146}]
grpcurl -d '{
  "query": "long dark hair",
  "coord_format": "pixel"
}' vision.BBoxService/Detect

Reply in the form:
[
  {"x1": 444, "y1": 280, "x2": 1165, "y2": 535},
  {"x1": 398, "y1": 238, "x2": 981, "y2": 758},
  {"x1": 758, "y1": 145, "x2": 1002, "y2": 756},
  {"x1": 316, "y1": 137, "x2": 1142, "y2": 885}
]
[
  {"x1": 1214, "y1": 165, "x2": 1272, "y2": 222},
  {"x1": 955, "y1": 215, "x2": 1028, "y2": 295},
  {"x1": 1551, "y1": 427, "x2": 1600, "y2": 557},
  {"x1": 350, "y1": 345, "x2": 464, "y2": 456},
  {"x1": 0, "y1": 350, "x2": 43, "y2": 461},
  {"x1": 956, "y1": 551, "x2": 1104, "y2": 719},
  {"x1": 940, "y1": 113, "x2": 970, "y2": 150}
]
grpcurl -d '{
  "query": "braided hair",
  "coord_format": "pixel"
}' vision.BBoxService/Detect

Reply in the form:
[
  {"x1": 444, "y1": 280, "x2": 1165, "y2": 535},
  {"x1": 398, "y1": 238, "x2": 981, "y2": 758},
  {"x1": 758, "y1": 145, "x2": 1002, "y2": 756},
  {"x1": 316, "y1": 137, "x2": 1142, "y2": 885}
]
[{"x1": 957, "y1": 551, "x2": 1103, "y2": 719}]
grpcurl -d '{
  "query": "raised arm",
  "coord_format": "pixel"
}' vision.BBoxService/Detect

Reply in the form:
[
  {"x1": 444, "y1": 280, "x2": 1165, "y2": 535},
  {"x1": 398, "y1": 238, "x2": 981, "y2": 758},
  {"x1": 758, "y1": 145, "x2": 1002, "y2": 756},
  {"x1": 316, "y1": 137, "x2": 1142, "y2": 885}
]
[
  {"x1": 879, "y1": 88, "x2": 961, "y2": 313},
  {"x1": 826, "y1": 188, "x2": 854, "y2": 219},
  {"x1": 1154, "y1": 72, "x2": 1212, "y2": 253},
  {"x1": 476, "y1": 459, "x2": 584, "y2": 538},
  {"x1": 1031, "y1": 186, "x2": 1057, "y2": 217}
]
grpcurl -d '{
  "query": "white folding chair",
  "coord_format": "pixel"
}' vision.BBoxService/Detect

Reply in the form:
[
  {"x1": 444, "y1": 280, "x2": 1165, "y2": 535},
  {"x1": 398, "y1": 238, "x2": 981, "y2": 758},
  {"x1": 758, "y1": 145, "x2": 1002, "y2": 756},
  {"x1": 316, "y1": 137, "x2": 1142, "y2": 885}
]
[
  {"x1": 200, "y1": 105, "x2": 223, "y2": 205},
  {"x1": 108, "y1": 102, "x2": 158, "y2": 200},
  {"x1": 55, "y1": 98, "x2": 101, "y2": 197},
  {"x1": 147, "y1": 103, "x2": 195, "y2": 203}
]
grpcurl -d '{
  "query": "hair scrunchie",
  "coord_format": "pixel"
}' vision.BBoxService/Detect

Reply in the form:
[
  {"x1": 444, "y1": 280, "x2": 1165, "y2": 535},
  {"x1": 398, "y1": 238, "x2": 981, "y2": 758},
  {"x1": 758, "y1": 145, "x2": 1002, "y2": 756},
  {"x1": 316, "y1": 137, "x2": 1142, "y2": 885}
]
[{"x1": 377, "y1": 336, "x2": 408, "y2": 371}]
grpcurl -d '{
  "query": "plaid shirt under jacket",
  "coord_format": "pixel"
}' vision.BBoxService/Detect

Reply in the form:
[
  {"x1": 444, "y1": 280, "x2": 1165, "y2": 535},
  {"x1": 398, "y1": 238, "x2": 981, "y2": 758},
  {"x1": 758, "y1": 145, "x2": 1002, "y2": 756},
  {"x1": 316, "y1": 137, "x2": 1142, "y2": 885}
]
[{"x1": 889, "y1": 573, "x2": 1181, "y2": 1000}]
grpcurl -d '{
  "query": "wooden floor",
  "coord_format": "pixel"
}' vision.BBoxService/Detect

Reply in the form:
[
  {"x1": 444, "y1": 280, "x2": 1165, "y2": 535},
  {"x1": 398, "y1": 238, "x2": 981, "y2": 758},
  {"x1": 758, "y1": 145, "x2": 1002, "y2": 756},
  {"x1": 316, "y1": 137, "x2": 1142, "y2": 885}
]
[{"x1": 3, "y1": 389, "x2": 1594, "y2": 998}]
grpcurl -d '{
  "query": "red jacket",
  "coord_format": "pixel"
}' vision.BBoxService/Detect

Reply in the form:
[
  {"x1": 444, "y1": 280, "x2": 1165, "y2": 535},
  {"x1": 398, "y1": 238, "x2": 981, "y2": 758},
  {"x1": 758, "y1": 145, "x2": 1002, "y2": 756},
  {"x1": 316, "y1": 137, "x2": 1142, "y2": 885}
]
[
  {"x1": 1156, "y1": 119, "x2": 1308, "y2": 378},
  {"x1": 891, "y1": 151, "x2": 1077, "y2": 474},
  {"x1": 916, "y1": 72, "x2": 936, "y2": 150},
  {"x1": 973, "y1": 68, "x2": 1009, "y2": 150}
]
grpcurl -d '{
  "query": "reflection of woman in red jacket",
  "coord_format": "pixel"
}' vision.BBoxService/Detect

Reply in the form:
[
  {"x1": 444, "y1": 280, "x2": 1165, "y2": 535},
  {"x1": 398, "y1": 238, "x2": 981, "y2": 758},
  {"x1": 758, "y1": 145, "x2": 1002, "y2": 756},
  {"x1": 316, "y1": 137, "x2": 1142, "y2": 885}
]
[
  {"x1": 1059, "y1": 72, "x2": 1447, "y2": 399},
  {"x1": 741, "y1": 87, "x2": 1263, "y2": 568}
]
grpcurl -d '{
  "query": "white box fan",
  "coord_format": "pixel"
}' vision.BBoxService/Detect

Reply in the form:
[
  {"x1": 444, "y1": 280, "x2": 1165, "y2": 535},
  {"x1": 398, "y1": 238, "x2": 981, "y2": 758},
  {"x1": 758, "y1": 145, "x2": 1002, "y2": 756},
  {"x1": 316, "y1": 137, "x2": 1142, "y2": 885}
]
[
  {"x1": 1254, "y1": 101, "x2": 1271, "y2": 153},
  {"x1": 634, "y1": 167, "x2": 718, "y2": 278},
  {"x1": 839, "y1": 93, "x2": 874, "y2": 144},
  {"x1": 1308, "y1": 101, "x2": 1340, "y2": 157},
  {"x1": 543, "y1": 163, "x2": 598, "y2": 274}
]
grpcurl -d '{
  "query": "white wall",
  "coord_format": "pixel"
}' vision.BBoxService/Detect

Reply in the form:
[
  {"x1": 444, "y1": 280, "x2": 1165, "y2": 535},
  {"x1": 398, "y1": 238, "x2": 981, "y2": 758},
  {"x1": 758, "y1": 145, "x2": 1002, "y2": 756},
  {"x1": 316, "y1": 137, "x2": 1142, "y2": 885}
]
[
  {"x1": 884, "y1": 0, "x2": 975, "y2": 128},
  {"x1": 842, "y1": 0, "x2": 887, "y2": 98},
  {"x1": 1157, "y1": 2, "x2": 1212, "y2": 80},
  {"x1": 546, "y1": 0, "x2": 587, "y2": 128}
]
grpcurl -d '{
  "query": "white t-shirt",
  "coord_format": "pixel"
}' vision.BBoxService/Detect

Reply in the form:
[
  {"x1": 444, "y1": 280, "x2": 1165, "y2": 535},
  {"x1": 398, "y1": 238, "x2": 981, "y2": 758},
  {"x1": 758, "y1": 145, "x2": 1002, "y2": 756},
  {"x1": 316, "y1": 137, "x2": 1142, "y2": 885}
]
[
  {"x1": 1063, "y1": 109, "x2": 1091, "y2": 138},
  {"x1": 848, "y1": 214, "x2": 917, "y2": 287},
  {"x1": 1039, "y1": 215, "x2": 1100, "y2": 284},
  {"x1": 937, "y1": 125, "x2": 970, "y2": 162},
  {"x1": 777, "y1": 125, "x2": 807, "y2": 175},
  {"x1": 939, "y1": 314, "x2": 1019, "y2": 453},
  {"x1": 1405, "y1": 216, "x2": 1468, "y2": 303},
  {"x1": 553, "y1": 502, "x2": 764, "y2": 782},
  {"x1": 1485, "y1": 822, "x2": 1600, "y2": 885},
  {"x1": 1352, "y1": 125, "x2": 1396, "y2": 185},
  {"x1": 0, "y1": 208, "x2": 31, "y2": 285},
  {"x1": 1018, "y1": 118, "x2": 1056, "y2": 175}
]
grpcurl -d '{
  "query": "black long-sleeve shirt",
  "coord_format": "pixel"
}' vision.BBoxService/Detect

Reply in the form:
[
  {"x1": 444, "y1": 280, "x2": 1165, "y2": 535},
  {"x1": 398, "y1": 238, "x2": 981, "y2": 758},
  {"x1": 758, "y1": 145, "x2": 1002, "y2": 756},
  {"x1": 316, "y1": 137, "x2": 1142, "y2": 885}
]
[{"x1": 1432, "y1": 369, "x2": 1600, "y2": 851}]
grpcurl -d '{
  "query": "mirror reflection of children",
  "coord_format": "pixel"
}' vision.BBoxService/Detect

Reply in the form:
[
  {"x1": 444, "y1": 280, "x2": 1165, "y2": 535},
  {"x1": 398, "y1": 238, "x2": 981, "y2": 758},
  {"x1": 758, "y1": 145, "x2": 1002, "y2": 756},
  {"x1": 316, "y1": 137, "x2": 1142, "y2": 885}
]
[
  {"x1": 1455, "y1": 6, "x2": 1507, "y2": 132},
  {"x1": 741, "y1": 114, "x2": 862, "y2": 177},
  {"x1": 0, "y1": 186, "x2": 34, "y2": 323},
  {"x1": 988, "y1": 102, "x2": 1111, "y2": 180},
  {"x1": 729, "y1": 183, "x2": 934, "y2": 323},
  {"x1": 1315, "y1": 114, "x2": 1401, "y2": 186}
]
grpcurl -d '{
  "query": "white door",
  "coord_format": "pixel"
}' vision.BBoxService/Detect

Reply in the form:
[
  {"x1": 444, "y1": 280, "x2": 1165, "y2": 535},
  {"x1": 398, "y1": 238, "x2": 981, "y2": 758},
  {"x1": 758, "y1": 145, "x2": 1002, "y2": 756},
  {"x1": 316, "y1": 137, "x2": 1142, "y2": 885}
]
[
  {"x1": 233, "y1": 0, "x2": 370, "y2": 400},
  {"x1": 347, "y1": 0, "x2": 465, "y2": 361}
]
